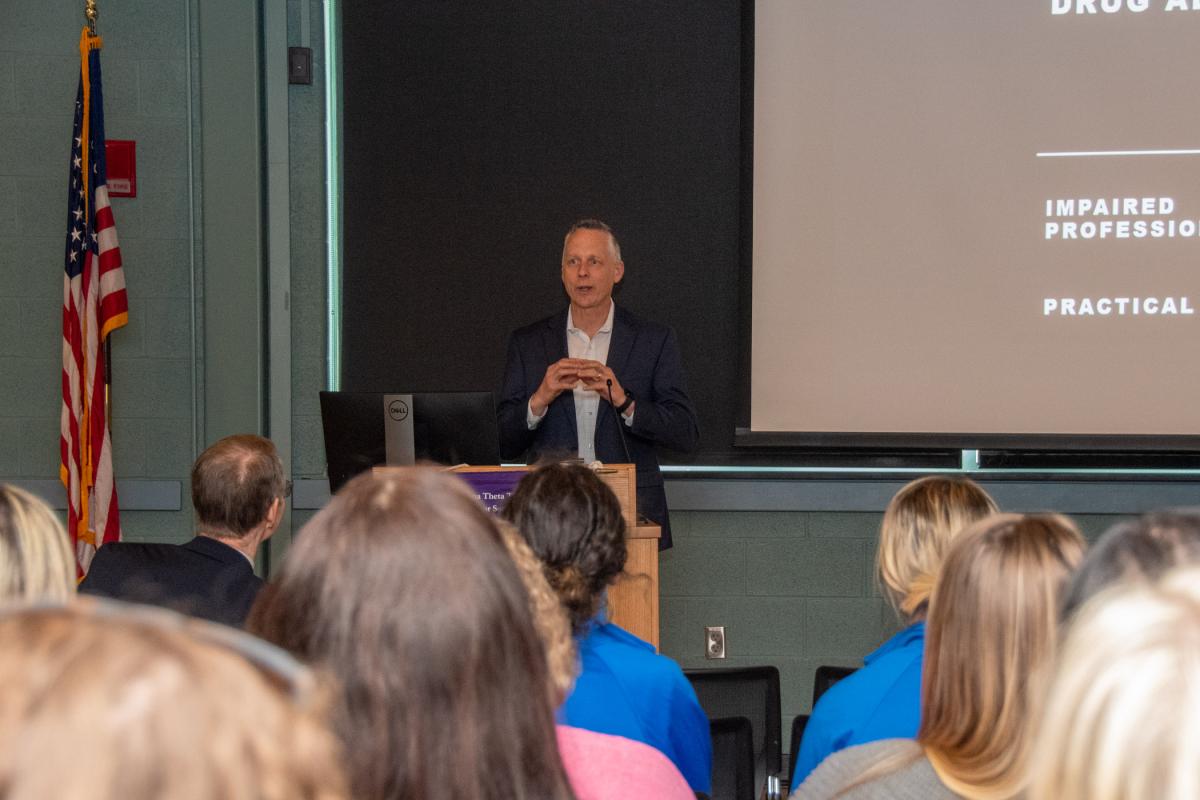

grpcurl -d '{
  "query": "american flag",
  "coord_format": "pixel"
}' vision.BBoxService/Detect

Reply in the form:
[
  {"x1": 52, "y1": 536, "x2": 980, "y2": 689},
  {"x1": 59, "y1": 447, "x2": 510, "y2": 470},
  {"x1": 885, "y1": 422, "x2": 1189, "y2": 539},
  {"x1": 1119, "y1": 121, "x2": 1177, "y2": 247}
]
[{"x1": 60, "y1": 28, "x2": 128, "y2": 576}]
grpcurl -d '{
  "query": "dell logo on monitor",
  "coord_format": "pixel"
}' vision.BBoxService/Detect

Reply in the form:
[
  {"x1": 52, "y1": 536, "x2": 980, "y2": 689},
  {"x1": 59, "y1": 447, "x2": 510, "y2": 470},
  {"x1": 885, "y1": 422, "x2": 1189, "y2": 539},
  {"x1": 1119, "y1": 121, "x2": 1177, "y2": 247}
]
[{"x1": 388, "y1": 399, "x2": 410, "y2": 421}]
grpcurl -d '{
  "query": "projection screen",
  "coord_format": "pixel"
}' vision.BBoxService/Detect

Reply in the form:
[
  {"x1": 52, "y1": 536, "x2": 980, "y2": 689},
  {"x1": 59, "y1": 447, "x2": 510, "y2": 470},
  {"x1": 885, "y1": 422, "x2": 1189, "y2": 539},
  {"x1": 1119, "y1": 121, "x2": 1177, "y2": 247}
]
[{"x1": 750, "y1": 1, "x2": 1200, "y2": 445}]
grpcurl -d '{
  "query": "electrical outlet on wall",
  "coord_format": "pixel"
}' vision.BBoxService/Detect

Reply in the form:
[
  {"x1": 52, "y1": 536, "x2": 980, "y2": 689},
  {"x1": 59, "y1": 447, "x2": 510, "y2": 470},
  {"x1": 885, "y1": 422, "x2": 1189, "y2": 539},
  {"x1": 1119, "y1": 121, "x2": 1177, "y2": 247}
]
[{"x1": 705, "y1": 626, "x2": 726, "y2": 659}]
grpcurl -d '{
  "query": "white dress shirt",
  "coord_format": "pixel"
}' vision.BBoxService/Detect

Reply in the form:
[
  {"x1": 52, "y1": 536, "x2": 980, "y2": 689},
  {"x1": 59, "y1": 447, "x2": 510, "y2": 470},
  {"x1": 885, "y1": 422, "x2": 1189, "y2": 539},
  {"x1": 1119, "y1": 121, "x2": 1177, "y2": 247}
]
[{"x1": 527, "y1": 301, "x2": 631, "y2": 464}]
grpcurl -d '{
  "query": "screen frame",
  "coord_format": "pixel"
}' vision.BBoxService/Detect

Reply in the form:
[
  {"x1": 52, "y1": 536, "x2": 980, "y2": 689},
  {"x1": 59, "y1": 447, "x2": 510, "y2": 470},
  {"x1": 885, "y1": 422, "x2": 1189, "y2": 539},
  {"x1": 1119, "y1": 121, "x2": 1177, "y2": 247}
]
[{"x1": 734, "y1": 0, "x2": 1200, "y2": 456}]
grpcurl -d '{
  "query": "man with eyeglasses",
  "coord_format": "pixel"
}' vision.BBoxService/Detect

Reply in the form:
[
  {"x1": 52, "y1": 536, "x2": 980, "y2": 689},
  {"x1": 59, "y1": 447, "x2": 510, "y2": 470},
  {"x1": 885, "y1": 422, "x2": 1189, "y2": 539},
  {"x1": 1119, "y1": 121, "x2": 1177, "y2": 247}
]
[{"x1": 81, "y1": 434, "x2": 287, "y2": 627}]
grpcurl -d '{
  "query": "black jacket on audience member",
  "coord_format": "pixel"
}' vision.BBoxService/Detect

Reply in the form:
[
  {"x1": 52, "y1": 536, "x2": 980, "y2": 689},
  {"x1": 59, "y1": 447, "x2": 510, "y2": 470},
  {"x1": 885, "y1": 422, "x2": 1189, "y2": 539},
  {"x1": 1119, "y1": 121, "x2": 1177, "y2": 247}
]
[{"x1": 79, "y1": 536, "x2": 263, "y2": 627}]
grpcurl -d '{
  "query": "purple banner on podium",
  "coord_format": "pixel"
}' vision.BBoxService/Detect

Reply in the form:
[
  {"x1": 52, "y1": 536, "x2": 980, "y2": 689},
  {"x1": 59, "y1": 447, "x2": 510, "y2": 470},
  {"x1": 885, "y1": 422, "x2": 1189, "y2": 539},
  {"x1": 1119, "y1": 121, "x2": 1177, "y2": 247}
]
[{"x1": 456, "y1": 469, "x2": 529, "y2": 514}]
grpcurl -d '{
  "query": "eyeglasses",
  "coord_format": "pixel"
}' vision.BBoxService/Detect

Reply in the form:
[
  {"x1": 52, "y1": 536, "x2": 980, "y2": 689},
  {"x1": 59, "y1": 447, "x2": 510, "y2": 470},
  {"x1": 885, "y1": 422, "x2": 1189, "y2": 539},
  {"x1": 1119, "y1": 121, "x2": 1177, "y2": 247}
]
[{"x1": 283, "y1": 479, "x2": 293, "y2": 498}]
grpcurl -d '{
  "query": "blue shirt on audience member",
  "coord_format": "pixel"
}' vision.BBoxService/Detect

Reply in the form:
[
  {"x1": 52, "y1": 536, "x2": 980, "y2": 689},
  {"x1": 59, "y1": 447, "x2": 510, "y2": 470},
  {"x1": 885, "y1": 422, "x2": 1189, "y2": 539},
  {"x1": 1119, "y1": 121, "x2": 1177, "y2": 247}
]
[
  {"x1": 792, "y1": 621, "x2": 925, "y2": 786},
  {"x1": 559, "y1": 619, "x2": 713, "y2": 794}
]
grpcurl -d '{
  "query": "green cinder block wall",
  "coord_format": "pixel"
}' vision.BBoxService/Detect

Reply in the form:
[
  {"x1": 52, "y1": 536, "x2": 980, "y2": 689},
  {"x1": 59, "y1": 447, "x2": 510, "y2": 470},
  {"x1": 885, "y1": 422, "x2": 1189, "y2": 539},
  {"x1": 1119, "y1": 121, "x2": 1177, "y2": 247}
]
[
  {"x1": 659, "y1": 510, "x2": 1122, "y2": 734},
  {"x1": 0, "y1": 1, "x2": 196, "y2": 541}
]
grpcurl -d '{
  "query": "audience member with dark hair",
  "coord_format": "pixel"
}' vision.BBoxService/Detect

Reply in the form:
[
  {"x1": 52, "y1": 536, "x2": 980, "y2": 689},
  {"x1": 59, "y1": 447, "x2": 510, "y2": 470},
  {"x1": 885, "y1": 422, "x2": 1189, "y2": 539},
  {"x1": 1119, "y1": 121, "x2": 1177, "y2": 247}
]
[
  {"x1": 503, "y1": 462, "x2": 712, "y2": 795},
  {"x1": 1028, "y1": 566, "x2": 1200, "y2": 800},
  {"x1": 0, "y1": 483, "x2": 76, "y2": 604},
  {"x1": 247, "y1": 468, "x2": 577, "y2": 800},
  {"x1": 494, "y1": 518, "x2": 694, "y2": 800},
  {"x1": 794, "y1": 476, "x2": 997, "y2": 784},
  {"x1": 793, "y1": 514, "x2": 1085, "y2": 799},
  {"x1": 81, "y1": 434, "x2": 286, "y2": 625},
  {"x1": 0, "y1": 601, "x2": 347, "y2": 800},
  {"x1": 1059, "y1": 510, "x2": 1200, "y2": 620}
]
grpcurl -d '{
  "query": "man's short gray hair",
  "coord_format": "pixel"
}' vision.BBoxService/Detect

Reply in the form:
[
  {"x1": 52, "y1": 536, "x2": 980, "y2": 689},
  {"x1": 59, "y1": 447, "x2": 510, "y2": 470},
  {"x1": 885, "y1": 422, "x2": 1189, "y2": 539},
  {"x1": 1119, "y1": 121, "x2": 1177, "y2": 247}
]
[{"x1": 562, "y1": 219, "x2": 622, "y2": 262}]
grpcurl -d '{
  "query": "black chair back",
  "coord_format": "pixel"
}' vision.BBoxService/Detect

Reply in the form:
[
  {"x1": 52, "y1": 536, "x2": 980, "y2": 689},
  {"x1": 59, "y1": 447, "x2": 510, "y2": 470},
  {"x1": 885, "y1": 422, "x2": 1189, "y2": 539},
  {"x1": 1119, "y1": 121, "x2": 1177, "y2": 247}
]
[
  {"x1": 812, "y1": 664, "x2": 857, "y2": 706},
  {"x1": 787, "y1": 713, "x2": 809, "y2": 788},
  {"x1": 685, "y1": 666, "x2": 782, "y2": 797},
  {"x1": 708, "y1": 716, "x2": 755, "y2": 800}
]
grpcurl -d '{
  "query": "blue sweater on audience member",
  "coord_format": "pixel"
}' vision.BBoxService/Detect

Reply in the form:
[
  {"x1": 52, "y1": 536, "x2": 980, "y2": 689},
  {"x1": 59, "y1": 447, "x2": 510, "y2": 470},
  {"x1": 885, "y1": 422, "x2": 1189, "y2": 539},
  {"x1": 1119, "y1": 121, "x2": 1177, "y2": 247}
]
[
  {"x1": 792, "y1": 621, "x2": 925, "y2": 785},
  {"x1": 559, "y1": 619, "x2": 713, "y2": 794}
]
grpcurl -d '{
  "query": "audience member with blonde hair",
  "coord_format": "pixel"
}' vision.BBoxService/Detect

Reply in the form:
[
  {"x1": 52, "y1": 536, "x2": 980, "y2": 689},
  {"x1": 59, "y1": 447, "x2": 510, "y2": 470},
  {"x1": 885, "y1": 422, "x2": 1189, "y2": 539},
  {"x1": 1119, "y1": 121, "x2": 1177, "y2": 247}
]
[
  {"x1": 793, "y1": 476, "x2": 997, "y2": 783},
  {"x1": 0, "y1": 601, "x2": 347, "y2": 800},
  {"x1": 794, "y1": 513, "x2": 1085, "y2": 800},
  {"x1": 495, "y1": 518, "x2": 694, "y2": 800},
  {"x1": 1027, "y1": 566, "x2": 1200, "y2": 800},
  {"x1": 503, "y1": 462, "x2": 711, "y2": 795},
  {"x1": 247, "y1": 468, "x2": 577, "y2": 800},
  {"x1": 0, "y1": 483, "x2": 75, "y2": 603}
]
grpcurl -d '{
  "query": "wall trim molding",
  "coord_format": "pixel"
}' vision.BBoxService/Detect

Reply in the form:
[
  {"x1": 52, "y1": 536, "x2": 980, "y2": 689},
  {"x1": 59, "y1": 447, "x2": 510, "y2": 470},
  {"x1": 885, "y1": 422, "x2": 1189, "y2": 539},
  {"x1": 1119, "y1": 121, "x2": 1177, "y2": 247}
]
[
  {"x1": 288, "y1": 476, "x2": 1200, "y2": 515},
  {"x1": 14, "y1": 480, "x2": 182, "y2": 512}
]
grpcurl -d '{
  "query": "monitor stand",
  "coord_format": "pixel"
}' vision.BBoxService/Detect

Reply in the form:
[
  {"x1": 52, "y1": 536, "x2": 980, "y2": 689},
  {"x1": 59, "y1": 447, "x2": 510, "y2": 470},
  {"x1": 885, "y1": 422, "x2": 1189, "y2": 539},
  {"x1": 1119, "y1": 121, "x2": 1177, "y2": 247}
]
[{"x1": 382, "y1": 393, "x2": 416, "y2": 465}]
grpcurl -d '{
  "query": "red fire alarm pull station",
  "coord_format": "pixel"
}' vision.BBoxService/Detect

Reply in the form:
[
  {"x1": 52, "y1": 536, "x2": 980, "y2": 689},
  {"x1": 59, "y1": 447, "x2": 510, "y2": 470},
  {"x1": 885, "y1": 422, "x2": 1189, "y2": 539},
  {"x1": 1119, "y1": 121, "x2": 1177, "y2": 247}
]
[{"x1": 105, "y1": 140, "x2": 136, "y2": 197}]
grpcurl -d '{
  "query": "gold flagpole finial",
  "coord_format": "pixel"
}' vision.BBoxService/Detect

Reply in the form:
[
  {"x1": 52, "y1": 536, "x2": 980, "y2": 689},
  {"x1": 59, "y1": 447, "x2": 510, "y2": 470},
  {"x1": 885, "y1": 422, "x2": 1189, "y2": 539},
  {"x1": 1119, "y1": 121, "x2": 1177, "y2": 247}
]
[{"x1": 85, "y1": 0, "x2": 98, "y2": 34}]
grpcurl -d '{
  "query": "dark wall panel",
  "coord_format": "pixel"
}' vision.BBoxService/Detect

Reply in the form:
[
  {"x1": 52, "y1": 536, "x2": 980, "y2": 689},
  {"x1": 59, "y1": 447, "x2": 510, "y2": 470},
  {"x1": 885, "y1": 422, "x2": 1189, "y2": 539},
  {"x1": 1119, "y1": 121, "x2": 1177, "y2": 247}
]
[{"x1": 341, "y1": 1, "x2": 743, "y2": 461}]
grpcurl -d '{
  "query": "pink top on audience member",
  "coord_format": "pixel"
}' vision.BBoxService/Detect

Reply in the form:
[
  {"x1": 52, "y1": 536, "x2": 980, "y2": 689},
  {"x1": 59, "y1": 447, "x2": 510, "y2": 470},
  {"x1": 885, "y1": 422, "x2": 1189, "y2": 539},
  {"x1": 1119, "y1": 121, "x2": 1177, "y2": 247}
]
[{"x1": 556, "y1": 725, "x2": 696, "y2": 800}]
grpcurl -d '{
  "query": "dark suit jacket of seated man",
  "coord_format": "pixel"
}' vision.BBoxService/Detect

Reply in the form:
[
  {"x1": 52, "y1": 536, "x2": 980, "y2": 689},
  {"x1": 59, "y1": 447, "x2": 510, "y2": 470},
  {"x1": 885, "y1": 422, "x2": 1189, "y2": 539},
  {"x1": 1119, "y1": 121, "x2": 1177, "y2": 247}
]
[
  {"x1": 498, "y1": 220, "x2": 699, "y2": 548},
  {"x1": 80, "y1": 434, "x2": 285, "y2": 627}
]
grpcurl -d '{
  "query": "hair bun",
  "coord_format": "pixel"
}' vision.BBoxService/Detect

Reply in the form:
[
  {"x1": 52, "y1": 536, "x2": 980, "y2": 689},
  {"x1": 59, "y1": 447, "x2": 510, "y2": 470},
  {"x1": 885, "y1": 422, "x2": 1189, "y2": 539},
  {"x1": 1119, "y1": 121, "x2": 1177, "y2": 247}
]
[{"x1": 546, "y1": 564, "x2": 597, "y2": 624}]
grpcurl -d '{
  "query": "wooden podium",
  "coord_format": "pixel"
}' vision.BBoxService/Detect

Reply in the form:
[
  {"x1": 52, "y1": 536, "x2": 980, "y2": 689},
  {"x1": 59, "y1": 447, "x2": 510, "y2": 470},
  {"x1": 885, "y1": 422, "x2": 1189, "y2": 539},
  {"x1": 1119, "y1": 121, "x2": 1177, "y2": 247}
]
[
  {"x1": 443, "y1": 464, "x2": 661, "y2": 650},
  {"x1": 614, "y1": 521, "x2": 662, "y2": 650}
]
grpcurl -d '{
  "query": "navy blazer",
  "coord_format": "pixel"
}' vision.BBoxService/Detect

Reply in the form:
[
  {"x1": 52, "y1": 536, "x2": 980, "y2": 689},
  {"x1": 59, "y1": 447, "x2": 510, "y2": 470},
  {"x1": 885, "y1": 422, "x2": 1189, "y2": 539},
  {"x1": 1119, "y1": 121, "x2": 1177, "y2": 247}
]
[
  {"x1": 79, "y1": 536, "x2": 264, "y2": 627},
  {"x1": 498, "y1": 306, "x2": 699, "y2": 547}
]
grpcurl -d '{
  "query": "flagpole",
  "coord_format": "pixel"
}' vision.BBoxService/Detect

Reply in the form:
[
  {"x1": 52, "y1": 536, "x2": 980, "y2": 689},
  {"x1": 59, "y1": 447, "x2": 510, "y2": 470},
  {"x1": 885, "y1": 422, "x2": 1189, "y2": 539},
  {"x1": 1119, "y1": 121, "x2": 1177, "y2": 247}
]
[{"x1": 83, "y1": 0, "x2": 114, "y2": 428}]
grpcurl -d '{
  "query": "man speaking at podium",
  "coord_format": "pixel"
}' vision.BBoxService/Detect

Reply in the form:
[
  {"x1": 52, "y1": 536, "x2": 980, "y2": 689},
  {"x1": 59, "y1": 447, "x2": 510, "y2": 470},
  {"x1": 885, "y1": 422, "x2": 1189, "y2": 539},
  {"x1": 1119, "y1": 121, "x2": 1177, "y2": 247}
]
[{"x1": 499, "y1": 219, "x2": 699, "y2": 548}]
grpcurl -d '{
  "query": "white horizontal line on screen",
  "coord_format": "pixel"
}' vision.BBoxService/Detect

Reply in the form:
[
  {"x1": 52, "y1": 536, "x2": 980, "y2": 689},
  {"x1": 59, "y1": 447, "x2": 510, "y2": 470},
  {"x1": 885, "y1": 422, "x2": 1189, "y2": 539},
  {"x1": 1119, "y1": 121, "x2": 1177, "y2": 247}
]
[{"x1": 1037, "y1": 148, "x2": 1200, "y2": 158}]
